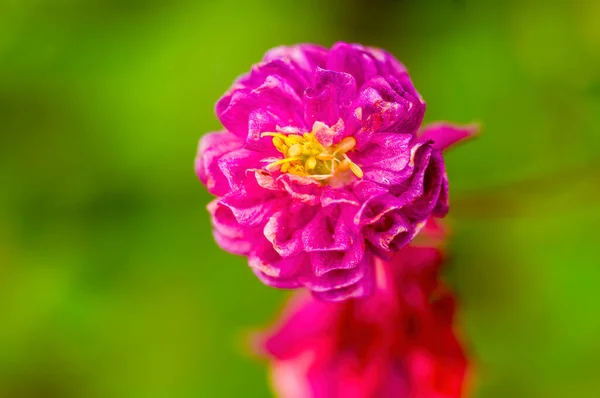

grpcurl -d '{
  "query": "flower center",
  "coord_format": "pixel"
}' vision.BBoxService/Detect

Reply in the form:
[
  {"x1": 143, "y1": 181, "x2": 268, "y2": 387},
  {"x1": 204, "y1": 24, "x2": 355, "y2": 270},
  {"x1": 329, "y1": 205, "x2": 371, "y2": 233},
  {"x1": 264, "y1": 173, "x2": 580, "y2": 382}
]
[{"x1": 261, "y1": 127, "x2": 363, "y2": 181}]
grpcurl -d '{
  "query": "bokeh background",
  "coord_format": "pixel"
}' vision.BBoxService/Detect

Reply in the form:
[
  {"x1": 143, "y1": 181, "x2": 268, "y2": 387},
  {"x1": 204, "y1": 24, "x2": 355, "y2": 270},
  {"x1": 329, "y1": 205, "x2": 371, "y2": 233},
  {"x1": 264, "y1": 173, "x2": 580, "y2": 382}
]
[{"x1": 1, "y1": 0, "x2": 599, "y2": 397}]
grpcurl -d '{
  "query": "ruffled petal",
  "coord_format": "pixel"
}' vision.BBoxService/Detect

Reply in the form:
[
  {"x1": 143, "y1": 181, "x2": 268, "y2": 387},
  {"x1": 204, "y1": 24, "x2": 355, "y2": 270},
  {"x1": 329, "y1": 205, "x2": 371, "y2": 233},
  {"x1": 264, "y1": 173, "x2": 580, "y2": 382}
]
[
  {"x1": 207, "y1": 200, "x2": 253, "y2": 255},
  {"x1": 217, "y1": 148, "x2": 264, "y2": 194},
  {"x1": 354, "y1": 192, "x2": 401, "y2": 226},
  {"x1": 301, "y1": 206, "x2": 357, "y2": 253},
  {"x1": 355, "y1": 133, "x2": 414, "y2": 187},
  {"x1": 351, "y1": 76, "x2": 425, "y2": 144},
  {"x1": 264, "y1": 44, "x2": 328, "y2": 84},
  {"x1": 195, "y1": 131, "x2": 243, "y2": 196},
  {"x1": 320, "y1": 187, "x2": 360, "y2": 208},
  {"x1": 401, "y1": 148, "x2": 446, "y2": 222},
  {"x1": 249, "y1": 240, "x2": 309, "y2": 285},
  {"x1": 220, "y1": 193, "x2": 277, "y2": 228},
  {"x1": 364, "y1": 211, "x2": 413, "y2": 259},
  {"x1": 264, "y1": 205, "x2": 319, "y2": 258},
  {"x1": 276, "y1": 174, "x2": 322, "y2": 206},
  {"x1": 433, "y1": 172, "x2": 449, "y2": 218},
  {"x1": 216, "y1": 75, "x2": 306, "y2": 139},
  {"x1": 310, "y1": 252, "x2": 374, "y2": 302},
  {"x1": 304, "y1": 68, "x2": 357, "y2": 127},
  {"x1": 309, "y1": 237, "x2": 365, "y2": 276},
  {"x1": 327, "y1": 42, "x2": 380, "y2": 89},
  {"x1": 302, "y1": 246, "x2": 370, "y2": 295}
]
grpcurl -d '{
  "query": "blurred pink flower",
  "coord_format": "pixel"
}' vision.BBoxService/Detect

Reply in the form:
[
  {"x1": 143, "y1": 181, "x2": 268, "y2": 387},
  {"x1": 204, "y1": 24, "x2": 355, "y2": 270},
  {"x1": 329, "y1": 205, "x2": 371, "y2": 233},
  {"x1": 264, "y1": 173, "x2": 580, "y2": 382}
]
[
  {"x1": 196, "y1": 42, "x2": 476, "y2": 300},
  {"x1": 258, "y1": 245, "x2": 468, "y2": 398}
]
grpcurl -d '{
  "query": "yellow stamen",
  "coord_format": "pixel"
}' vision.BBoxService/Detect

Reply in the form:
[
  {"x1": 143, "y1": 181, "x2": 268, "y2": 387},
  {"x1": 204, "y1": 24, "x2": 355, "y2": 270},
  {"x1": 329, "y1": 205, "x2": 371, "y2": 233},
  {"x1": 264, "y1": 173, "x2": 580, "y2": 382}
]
[
  {"x1": 285, "y1": 135, "x2": 304, "y2": 146},
  {"x1": 272, "y1": 137, "x2": 286, "y2": 152},
  {"x1": 338, "y1": 159, "x2": 350, "y2": 171},
  {"x1": 265, "y1": 156, "x2": 304, "y2": 170},
  {"x1": 288, "y1": 144, "x2": 302, "y2": 157},
  {"x1": 316, "y1": 153, "x2": 335, "y2": 161},
  {"x1": 260, "y1": 126, "x2": 363, "y2": 182},
  {"x1": 344, "y1": 154, "x2": 364, "y2": 178},
  {"x1": 334, "y1": 136, "x2": 356, "y2": 155}
]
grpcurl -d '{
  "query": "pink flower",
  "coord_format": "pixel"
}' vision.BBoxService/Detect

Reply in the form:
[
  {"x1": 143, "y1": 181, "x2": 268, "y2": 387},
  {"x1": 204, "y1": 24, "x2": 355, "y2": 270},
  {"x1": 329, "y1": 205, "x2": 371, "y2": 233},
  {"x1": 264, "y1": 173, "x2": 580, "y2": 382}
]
[
  {"x1": 196, "y1": 42, "x2": 476, "y2": 300},
  {"x1": 258, "y1": 245, "x2": 468, "y2": 398}
]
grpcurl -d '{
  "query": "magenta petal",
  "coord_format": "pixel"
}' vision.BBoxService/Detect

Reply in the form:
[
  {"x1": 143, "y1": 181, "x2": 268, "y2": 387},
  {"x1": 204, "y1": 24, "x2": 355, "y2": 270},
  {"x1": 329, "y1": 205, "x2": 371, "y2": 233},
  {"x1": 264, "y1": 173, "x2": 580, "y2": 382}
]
[
  {"x1": 327, "y1": 42, "x2": 379, "y2": 89},
  {"x1": 352, "y1": 180, "x2": 388, "y2": 202},
  {"x1": 354, "y1": 192, "x2": 401, "y2": 226},
  {"x1": 357, "y1": 76, "x2": 425, "y2": 137},
  {"x1": 208, "y1": 200, "x2": 244, "y2": 239},
  {"x1": 212, "y1": 230, "x2": 252, "y2": 256},
  {"x1": 245, "y1": 108, "x2": 287, "y2": 152},
  {"x1": 207, "y1": 200, "x2": 253, "y2": 255},
  {"x1": 276, "y1": 174, "x2": 321, "y2": 206},
  {"x1": 301, "y1": 210, "x2": 355, "y2": 253},
  {"x1": 245, "y1": 58, "x2": 311, "y2": 97},
  {"x1": 304, "y1": 68, "x2": 357, "y2": 127},
  {"x1": 216, "y1": 75, "x2": 305, "y2": 139},
  {"x1": 311, "y1": 253, "x2": 374, "y2": 301},
  {"x1": 433, "y1": 173, "x2": 449, "y2": 217},
  {"x1": 418, "y1": 122, "x2": 479, "y2": 151},
  {"x1": 365, "y1": 211, "x2": 413, "y2": 259},
  {"x1": 401, "y1": 148, "x2": 446, "y2": 222},
  {"x1": 196, "y1": 131, "x2": 243, "y2": 196},
  {"x1": 356, "y1": 133, "x2": 414, "y2": 187},
  {"x1": 309, "y1": 238, "x2": 365, "y2": 275},
  {"x1": 264, "y1": 206, "x2": 319, "y2": 257},
  {"x1": 264, "y1": 44, "x2": 328, "y2": 83},
  {"x1": 303, "y1": 266, "x2": 364, "y2": 294},
  {"x1": 249, "y1": 243, "x2": 308, "y2": 284},
  {"x1": 219, "y1": 194, "x2": 276, "y2": 228},
  {"x1": 320, "y1": 187, "x2": 360, "y2": 208},
  {"x1": 217, "y1": 148, "x2": 263, "y2": 194},
  {"x1": 253, "y1": 268, "x2": 303, "y2": 289},
  {"x1": 311, "y1": 279, "x2": 370, "y2": 302}
]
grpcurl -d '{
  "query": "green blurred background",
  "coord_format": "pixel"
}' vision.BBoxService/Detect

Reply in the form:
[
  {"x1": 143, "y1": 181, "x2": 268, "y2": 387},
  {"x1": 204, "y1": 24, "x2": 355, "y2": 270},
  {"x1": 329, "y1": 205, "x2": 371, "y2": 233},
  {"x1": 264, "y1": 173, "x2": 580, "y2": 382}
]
[{"x1": 1, "y1": 0, "x2": 599, "y2": 397}]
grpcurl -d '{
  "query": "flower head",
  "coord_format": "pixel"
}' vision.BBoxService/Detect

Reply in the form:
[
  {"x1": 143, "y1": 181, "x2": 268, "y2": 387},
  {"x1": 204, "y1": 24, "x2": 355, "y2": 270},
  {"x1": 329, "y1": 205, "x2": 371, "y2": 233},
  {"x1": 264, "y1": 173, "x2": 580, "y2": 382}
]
[
  {"x1": 196, "y1": 42, "x2": 476, "y2": 300},
  {"x1": 258, "y1": 246, "x2": 468, "y2": 398}
]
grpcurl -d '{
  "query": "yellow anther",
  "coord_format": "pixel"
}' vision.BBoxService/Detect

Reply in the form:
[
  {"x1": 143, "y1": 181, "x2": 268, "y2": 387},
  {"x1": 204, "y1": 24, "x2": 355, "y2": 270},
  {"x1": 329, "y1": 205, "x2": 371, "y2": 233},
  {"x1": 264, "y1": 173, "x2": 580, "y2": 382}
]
[
  {"x1": 338, "y1": 159, "x2": 350, "y2": 171},
  {"x1": 285, "y1": 135, "x2": 304, "y2": 146},
  {"x1": 288, "y1": 144, "x2": 302, "y2": 157},
  {"x1": 266, "y1": 156, "x2": 304, "y2": 170},
  {"x1": 344, "y1": 154, "x2": 364, "y2": 178},
  {"x1": 316, "y1": 153, "x2": 335, "y2": 161},
  {"x1": 348, "y1": 162, "x2": 364, "y2": 178},
  {"x1": 334, "y1": 136, "x2": 357, "y2": 154},
  {"x1": 262, "y1": 127, "x2": 363, "y2": 182},
  {"x1": 272, "y1": 137, "x2": 286, "y2": 152}
]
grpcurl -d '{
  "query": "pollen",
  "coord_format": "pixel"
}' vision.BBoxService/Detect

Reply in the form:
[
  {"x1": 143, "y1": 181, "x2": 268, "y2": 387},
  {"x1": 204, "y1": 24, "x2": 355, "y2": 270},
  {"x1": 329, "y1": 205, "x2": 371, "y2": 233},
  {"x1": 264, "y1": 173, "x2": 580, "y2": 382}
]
[{"x1": 261, "y1": 125, "x2": 364, "y2": 181}]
